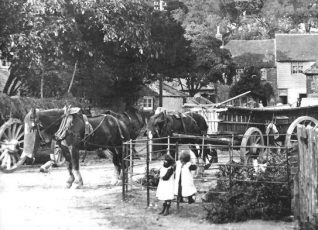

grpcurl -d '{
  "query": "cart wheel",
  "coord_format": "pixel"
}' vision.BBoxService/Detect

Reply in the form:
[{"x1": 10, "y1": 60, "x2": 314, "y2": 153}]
[
  {"x1": 240, "y1": 127, "x2": 264, "y2": 165},
  {"x1": 0, "y1": 118, "x2": 26, "y2": 172},
  {"x1": 285, "y1": 116, "x2": 318, "y2": 148}
]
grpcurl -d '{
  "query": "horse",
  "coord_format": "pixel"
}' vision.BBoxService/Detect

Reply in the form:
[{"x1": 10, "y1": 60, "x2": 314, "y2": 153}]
[
  {"x1": 146, "y1": 111, "x2": 208, "y2": 160},
  {"x1": 103, "y1": 106, "x2": 145, "y2": 141},
  {"x1": 22, "y1": 107, "x2": 129, "y2": 188}
]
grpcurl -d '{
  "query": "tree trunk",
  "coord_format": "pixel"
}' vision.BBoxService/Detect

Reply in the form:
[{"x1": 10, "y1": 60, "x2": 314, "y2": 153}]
[
  {"x1": 40, "y1": 75, "x2": 44, "y2": 98},
  {"x1": 68, "y1": 60, "x2": 78, "y2": 95}
]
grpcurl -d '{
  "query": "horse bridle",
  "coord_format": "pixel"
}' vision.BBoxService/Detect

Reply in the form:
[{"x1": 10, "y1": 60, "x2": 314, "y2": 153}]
[{"x1": 30, "y1": 110, "x2": 65, "y2": 144}]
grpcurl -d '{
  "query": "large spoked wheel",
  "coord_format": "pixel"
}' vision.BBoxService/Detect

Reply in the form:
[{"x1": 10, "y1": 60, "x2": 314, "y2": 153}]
[
  {"x1": 285, "y1": 116, "x2": 318, "y2": 148},
  {"x1": 0, "y1": 118, "x2": 27, "y2": 172},
  {"x1": 240, "y1": 127, "x2": 264, "y2": 165}
]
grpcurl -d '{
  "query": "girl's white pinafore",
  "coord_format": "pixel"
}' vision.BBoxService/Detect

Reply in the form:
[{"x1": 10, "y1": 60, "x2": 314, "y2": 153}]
[
  {"x1": 174, "y1": 161, "x2": 197, "y2": 197},
  {"x1": 156, "y1": 166, "x2": 175, "y2": 201}
]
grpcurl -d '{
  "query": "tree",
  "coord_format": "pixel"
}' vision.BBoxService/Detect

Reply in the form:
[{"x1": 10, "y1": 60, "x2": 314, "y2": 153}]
[
  {"x1": 4, "y1": 0, "x2": 154, "y2": 104},
  {"x1": 148, "y1": 10, "x2": 191, "y2": 79},
  {"x1": 180, "y1": 32, "x2": 236, "y2": 97},
  {"x1": 229, "y1": 66, "x2": 274, "y2": 106}
]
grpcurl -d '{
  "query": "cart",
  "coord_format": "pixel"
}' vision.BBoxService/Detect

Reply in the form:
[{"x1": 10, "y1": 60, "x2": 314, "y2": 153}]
[
  {"x1": 196, "y1": 104, "x2": 318, "y2": 163},
  {"x1": 0, "y1": 93, "x2": 88, "y2": 171}
]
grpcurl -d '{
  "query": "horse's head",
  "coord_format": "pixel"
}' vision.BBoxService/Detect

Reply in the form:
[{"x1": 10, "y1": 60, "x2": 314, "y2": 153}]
[
  {"x1": 146, "y1": 111, "x2": 170, "y2": 138},
  {"x1": 22, "y1": 108, "x2": 64, "y2": 159}
]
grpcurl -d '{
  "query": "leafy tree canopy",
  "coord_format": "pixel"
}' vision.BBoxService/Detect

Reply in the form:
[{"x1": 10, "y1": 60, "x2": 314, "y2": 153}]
[
  {"x1": 229, "y1": 66, "x2": 274, "y2": 105},
  {"x1": 3, "y1": 0, "x2": 154, "y2": 105}
]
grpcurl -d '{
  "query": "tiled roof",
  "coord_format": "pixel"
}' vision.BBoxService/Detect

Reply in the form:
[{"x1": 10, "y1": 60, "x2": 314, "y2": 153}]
[
  {"x1": 0, "y1": 68, "x2": 9, "y2": 92},
  {"x1": 304, "y1": 62, "x2": 318, "y2": 75},
  {"x1": 137, "y1": 85, "x2": 158, "y2": 97},
  {"x1": 224, "y1": 39, "x2": 275, "y2": 68},
  {"x1": 276, "y1": 34, "x2": 318, "y2": 61}
]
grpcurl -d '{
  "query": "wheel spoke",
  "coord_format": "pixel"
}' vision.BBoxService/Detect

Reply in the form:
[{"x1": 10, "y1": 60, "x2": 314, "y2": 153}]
[
  {"x1": 11, "y1": 124, "x2": 17, "y2": 139},
  {"x1": 15, "y1": 125, "x2": 23, "y2": 140},
  {"x1": 16, "y1": 131, "x2": 24, "y2": 141},
  {"x1": 255, "y1": 136, "x2": 261, "y2": 144},
  {"x1": 7, "y1": 126, "x2": 12, "y2": 140},
  {"x1": 0, "y1": 150, "x2": 6, "y2": 161}
]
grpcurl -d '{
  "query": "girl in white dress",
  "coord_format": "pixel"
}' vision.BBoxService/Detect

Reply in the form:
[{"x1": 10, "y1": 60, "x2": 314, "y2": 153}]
[
  {"x1": 174, "y1": 150, "x2": 197, "y2": 204},
  {"x1": 156, "y1": 154, "x2": 175, "y2": 216}
]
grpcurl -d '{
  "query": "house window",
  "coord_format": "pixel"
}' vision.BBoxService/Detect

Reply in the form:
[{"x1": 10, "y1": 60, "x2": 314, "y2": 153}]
[
  {"x1": 291, "y1": 62, "x2": 303, "y2": 74},
  {"x1": 311, "y1": 81, "x2": 316, "y2": 90},
  {"x1": 143, "y1": 97, "x2": 153, "y2": 110}
]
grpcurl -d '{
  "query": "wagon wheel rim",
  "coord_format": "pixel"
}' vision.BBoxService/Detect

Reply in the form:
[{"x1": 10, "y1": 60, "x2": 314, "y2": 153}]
[
  {"x1": 0, "y1": 118, "x2": 25, "y2": 172},
  {"x1": 240, "y1": 127, "x2": 264, "y2": 165},
  {"x1": 285, "y1": 116, "x2": 318, "y2": 149}
]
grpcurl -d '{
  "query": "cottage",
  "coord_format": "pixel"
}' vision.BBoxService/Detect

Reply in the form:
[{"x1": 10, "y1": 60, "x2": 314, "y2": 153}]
[
  {"x1": 136, "y1": 81, "x2": 191, "y2": 118},
  {"x1": 224, "y1": 39, "x2": 277, "y2": 93},
  {"x1": 276, "y1": 34, "x2": 318, "y2": 105}
]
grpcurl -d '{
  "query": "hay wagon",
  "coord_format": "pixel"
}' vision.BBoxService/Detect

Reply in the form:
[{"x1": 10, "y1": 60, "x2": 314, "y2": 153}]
[
  {"x1": 194, "y1": 104, "x2": 318, "y2": 163},
  {"x1": 0, "y1": 93, "x2": 87, "y2": 171}
]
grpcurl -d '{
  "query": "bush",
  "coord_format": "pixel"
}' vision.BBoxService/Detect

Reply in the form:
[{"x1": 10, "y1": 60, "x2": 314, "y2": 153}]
[
  {"x1": 138, "y1": 168, "x2": 160, "y2": 189},
  {"x1": 203, "y1": 152, "x2": 292, "y2": 223}
]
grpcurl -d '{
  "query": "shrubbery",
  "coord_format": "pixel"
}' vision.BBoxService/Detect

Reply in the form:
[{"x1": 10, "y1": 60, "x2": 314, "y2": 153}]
[
  {"x1": 203, "y1": 152, "x2": 292, "y2": 223},
  {"x1": 138, "y1": 168, "x2": 160, "y2": 189}
]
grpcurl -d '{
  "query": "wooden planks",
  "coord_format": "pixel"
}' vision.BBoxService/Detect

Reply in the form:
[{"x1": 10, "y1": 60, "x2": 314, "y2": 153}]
[{"x1": 295, "y1": 125, "x2": 318, "y2": 228}]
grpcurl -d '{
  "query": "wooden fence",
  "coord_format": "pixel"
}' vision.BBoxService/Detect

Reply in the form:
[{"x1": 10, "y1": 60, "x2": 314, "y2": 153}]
[{"x1": 295, "y1": 125, "x2": 318, "y2": 229}]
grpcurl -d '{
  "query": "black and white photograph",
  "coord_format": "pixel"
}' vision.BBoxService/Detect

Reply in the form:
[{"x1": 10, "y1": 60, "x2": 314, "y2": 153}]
[{"x1": 0, "y1": 0, "x2": 317, "y2": 229}]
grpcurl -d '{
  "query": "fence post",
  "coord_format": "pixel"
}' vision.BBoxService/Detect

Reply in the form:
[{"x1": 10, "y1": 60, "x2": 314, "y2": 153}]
[
  {"x1": 167, "y1": 136, "x2": 170, "y2": 155},
  {"x1": 148, "y1": 132, "x2": 153, "y2": 162},
  {"x1": 286, "y1": 146, "x2": 291, "y2": 215},
  {"x1": 146, "y1": 136, "x2": 150, "y2": 207},
  {"x1": 129, "y1": 139, "x2": 133, "y2": 191},
  {"x1": 122, "y1": 143, "x2": 126, "y2": 201},
  {"x1": 176, "y1": 142, "x2": 180, "y2": 211}
]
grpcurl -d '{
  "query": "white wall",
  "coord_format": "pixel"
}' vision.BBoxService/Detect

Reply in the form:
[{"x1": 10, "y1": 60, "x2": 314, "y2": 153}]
[
  {"x1": 277, "y1": 61, "x2": 314, "y2": 105},
  {"x1": 162, "y1": 97, "x2": 183, "y2": 112}
]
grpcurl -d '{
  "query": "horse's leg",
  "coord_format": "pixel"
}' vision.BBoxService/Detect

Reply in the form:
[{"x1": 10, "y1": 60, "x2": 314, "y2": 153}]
[
  {"x1": 69, "y1": 145, "x2": 83, "y2": 189},
  {"x1": 56, "y1": 143, "x2": 75, "y2": 188},
  {"x1": 109, "y1": 147, "x2": 121, "y2": 185}
]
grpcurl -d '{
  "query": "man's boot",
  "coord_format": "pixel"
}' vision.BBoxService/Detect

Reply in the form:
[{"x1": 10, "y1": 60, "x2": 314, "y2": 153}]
[
  {"x1": 159, "y1": 202, "x2": 166, "y2": 215},
  {"x1": 163, "y1": 203, "x2": 170, "y2": 216}
]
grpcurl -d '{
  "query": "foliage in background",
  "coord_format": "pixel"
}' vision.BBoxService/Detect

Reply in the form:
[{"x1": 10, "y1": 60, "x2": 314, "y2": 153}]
[
  {"x1": 2, "y1": 0, "x2": 154, "y2": 104},
  {"x1": 229, "y1": 66, "x2": 274, "y2": 106},
  {"x1": 203, "y1": 153, "x2": 291, "y2": 223}
]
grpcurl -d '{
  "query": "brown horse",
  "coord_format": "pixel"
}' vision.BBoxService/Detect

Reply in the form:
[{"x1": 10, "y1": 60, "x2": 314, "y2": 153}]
[
  {"x1": 22, "y1": 107, "x2": 129, "y2": 188},
  {"x1": 146, "y1": 111, "x2": 204, "y2": 157},
  {"x1": 103, "y1": 106, "x2": 145, "y2": 141}
]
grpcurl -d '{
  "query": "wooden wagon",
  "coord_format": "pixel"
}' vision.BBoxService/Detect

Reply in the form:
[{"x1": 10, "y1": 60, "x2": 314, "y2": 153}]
[
  {"x1": 191, "y1": 104, "x2": 318, "y2": 163},
  {"x1": 0, "y1": 93, "x2": 88, "y2": 171}
]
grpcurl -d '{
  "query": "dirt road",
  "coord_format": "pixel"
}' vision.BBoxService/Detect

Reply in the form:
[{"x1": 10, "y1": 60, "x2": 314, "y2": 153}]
[{"x1": 0, "y1": 156, "x2": 296, "y2": 230}]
